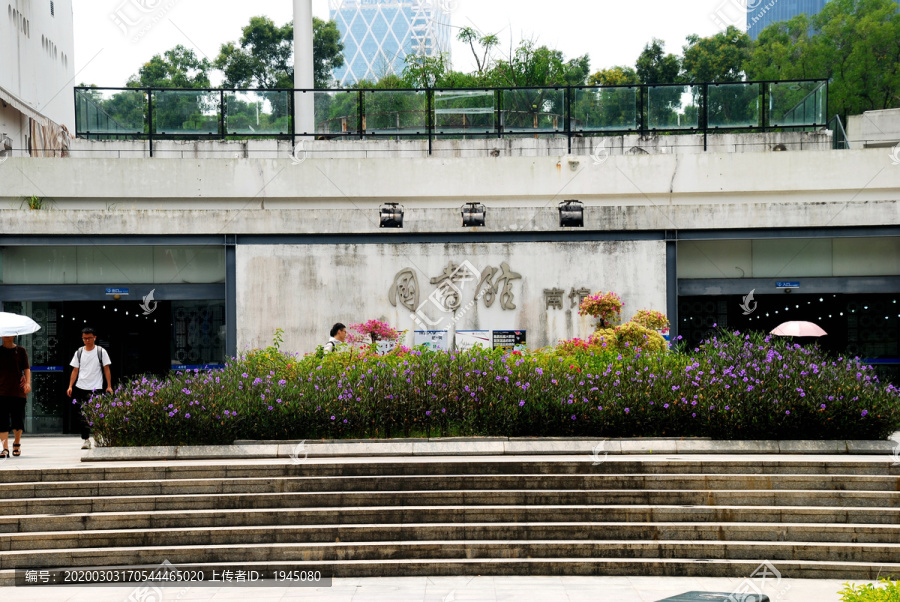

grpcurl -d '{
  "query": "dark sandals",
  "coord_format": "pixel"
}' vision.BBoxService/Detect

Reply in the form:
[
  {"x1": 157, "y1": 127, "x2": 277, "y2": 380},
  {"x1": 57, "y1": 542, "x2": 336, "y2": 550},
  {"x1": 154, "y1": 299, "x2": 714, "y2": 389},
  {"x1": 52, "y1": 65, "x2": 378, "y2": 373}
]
[
  {"x1": 12, "y1": 443, "x2": 20, "y2": 457},
  {"x1": 0, "y1": 449, "x2": 8, "y2": 458}
]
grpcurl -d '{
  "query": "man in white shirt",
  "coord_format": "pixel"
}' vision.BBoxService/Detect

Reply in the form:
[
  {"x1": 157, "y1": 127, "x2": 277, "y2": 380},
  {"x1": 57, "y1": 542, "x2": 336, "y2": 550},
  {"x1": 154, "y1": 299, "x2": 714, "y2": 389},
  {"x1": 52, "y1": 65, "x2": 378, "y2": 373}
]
[{"x1": 66, "y1": 328, "x2": 112, "y2": 449}]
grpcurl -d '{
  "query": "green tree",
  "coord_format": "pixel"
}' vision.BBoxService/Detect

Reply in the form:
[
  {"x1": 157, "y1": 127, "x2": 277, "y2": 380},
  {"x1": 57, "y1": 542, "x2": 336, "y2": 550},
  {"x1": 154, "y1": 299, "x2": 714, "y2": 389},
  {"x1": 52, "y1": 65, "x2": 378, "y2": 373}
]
[
  {"x1": 635, "y1": 39, "x2": 681, "y2": 85},
  {"x1": 746, "y1": 0, "x2": 900, "y2": 121},
  {"x1": 457, "y1": 26, "x2": 499, "y2": 77},
  {"x1": 636, "y1": 39, "x2": 684, "y2": 128},
  {"x1": 588, "y1": 66, "x2": 639, "y2": 87},
  {"x1": 127, "y1": 45, "x2": 211, "y2": 88},
  {"x1": 682, "y1": 26, "x2": 751, "y2": 83},
  {"x1": 215, "y1": 16, "x2": 345, "y2": 89}
]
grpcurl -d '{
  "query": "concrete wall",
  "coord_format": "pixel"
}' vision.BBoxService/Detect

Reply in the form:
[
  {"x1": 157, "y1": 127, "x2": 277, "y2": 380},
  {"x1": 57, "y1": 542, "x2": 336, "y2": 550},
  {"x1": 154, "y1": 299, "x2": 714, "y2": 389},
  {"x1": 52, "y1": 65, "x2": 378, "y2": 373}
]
[
  {"x1": 1, "y1": 148, "x2": 897, "y2": 232},
  {"x1": 847, "y1": 109, "x2": 900, "y2": 149},
  {"x1": 236, "y1": 241, "x2": 666, "y2": 353},
  {"x1": 67, "y1": 131, "x2": 833, "y2": 160}
]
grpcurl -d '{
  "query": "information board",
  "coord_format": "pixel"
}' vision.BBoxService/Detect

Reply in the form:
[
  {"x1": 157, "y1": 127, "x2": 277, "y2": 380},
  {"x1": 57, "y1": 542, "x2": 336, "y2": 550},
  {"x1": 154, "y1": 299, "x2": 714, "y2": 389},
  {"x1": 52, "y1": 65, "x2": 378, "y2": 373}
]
[
  {"x1": 455, "y1": 330, "x2": 491, "y2": 351},
  {"x1": 492, "y1": 330, "x2": 527, "y2": 351},
  {"x1": 414, "y1": 331, "x2": 450, "y2": 351}
]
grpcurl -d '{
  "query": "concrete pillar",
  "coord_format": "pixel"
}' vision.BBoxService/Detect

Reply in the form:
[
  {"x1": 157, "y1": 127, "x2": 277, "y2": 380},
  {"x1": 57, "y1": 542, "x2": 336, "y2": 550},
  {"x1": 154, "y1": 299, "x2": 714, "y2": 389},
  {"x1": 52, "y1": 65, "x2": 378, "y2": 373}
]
[{"x1": 293, "y1": 0, "x2": 315, "y2": 137}]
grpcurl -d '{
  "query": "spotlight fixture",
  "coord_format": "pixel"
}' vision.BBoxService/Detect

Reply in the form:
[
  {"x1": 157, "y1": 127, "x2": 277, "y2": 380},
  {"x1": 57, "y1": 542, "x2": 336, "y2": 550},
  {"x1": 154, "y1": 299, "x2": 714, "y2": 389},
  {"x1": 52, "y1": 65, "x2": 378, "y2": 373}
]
[
  {"x1": 461, "y1": 202, "x2": 486, "y2": 227},
  {"x1": 379, "y1": 203, "x2": 403, "y2": 228},
  {"x1": 558, "y1": 200, "x2": 584, "y2": 228}
]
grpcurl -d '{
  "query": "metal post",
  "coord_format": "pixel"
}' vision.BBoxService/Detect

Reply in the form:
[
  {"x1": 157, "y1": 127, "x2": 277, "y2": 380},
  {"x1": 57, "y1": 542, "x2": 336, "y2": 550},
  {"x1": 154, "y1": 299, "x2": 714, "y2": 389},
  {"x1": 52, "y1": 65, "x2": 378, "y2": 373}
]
[
  {"x1": 496, "y1": 89, "x2": 502, "y2": 139},
  {"x1": 219, "y1": 89, "x2": 226, "y2": 140},
  {"x1": 639, "y1": 86, "x2": 645, "y2": 138},
  {"x1": 147, "y1": 88, "x2": 154, "y2": 158},
  {"x1": 225, "y1": 234, "x2": 237, "y2": 360},
  {"x1": 427, "y1": 88, "x2": 433, "y2": 156},
  {"x1": 290, "y1": 89, "x2": 297, "y2": 148},
  {"x1": 666, "y1": 232, "x2": 678, "y2": 344},
  {"x1": 566, "y1": 86, "x2": 572, "y2": 154},
  {"x1": 358, "y1": 90, "x2": 364, "y2": 140}
]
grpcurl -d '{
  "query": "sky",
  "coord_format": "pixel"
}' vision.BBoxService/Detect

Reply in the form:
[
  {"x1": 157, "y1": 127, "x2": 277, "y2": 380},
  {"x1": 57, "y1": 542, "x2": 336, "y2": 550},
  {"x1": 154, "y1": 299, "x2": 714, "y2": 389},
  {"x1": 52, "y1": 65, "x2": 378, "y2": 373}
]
[{"x1": 72, "y1": 0, "x2": 746, "y2": 87}]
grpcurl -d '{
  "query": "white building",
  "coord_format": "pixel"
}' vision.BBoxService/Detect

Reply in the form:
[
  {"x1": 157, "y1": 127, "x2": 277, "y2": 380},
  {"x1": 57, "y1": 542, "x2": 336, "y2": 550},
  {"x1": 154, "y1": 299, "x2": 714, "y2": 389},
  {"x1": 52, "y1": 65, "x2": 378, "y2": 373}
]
[{"x1": 0, "y1": 0, "x2": 74, "y2": 160}]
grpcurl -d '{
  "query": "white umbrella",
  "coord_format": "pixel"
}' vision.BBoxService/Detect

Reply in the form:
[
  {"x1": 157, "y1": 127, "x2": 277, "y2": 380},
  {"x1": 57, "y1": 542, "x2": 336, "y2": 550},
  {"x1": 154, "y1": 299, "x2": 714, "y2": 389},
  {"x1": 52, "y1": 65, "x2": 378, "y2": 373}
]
[
  {"x1": 770, "y1": 321, "x2": 827, "y2": 337},
  {"x1": 0, "y1": 312, "x2": 41, "y2": 336}
]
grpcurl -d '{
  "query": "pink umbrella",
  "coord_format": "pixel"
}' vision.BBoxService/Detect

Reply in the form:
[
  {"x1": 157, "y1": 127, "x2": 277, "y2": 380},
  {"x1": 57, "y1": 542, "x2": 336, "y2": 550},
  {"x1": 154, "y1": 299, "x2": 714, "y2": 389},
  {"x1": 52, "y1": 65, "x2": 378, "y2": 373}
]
[{"x1": 770, "y1": 321, "x2": 827, "y2": 337}]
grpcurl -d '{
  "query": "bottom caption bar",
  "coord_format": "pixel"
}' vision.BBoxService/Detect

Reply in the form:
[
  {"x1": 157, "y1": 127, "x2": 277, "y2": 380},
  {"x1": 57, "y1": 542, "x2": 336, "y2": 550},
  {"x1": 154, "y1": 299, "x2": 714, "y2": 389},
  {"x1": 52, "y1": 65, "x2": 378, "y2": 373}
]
[{"x1": 16, "y1": 568, "x2": 334, "y2": 587}]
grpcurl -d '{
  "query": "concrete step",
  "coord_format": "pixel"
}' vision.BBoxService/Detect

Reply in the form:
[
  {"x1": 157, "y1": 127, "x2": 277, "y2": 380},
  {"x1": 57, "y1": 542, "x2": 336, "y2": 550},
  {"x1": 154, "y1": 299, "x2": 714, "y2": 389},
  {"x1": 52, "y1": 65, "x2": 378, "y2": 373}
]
[
  {"x1": 6, "y1": 459, "x2": 899, "y2": 483},
  {"x1": 4, "y1": 522, "x2": 900, "y2": 552},
  {"x1": 3, "y1": 488, "x2": 896, "y2": 515},
  {"x1": 3, "y1": 505, "x2": 899, "y2": 534},
  {"x1": 4, "y1": 540, "x2": 900, "y2": 570},
  {"x1": 4, "y1": 473, "x2": 898, "y2": 498}
]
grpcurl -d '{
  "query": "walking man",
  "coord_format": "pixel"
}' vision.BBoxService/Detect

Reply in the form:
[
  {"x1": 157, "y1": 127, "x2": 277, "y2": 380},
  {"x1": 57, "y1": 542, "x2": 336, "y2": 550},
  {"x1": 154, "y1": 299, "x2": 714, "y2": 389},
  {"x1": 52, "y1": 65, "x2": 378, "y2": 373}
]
[{"x1": 66, "y1": 328, "x2": 112, "y2": 449}]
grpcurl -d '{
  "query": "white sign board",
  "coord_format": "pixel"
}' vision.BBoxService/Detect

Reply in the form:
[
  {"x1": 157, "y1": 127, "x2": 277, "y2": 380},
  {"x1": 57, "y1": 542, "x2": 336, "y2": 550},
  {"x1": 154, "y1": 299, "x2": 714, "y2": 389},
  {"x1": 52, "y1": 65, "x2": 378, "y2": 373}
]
[
  {"x1": 455, "y1": 330, "x2": 492, "y2": 352},
  {"x1": 414, "y1": 330, "x2": 449, "y2": 351}
]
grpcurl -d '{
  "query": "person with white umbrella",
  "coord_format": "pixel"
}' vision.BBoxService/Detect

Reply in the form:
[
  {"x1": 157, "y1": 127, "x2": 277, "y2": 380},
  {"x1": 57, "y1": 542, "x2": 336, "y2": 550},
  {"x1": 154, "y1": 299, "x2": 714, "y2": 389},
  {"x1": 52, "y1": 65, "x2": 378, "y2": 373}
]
[{"x1": 0, "y1": 312, "x2": 39, "y2": 458}]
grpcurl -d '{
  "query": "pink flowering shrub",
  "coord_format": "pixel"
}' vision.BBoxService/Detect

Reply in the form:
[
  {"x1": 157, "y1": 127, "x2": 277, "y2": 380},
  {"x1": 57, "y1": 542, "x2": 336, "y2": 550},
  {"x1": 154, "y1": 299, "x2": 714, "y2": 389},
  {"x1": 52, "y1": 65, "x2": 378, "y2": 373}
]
[{"x1": 578, "y1": 292, "x2": 623, "y2": 327}]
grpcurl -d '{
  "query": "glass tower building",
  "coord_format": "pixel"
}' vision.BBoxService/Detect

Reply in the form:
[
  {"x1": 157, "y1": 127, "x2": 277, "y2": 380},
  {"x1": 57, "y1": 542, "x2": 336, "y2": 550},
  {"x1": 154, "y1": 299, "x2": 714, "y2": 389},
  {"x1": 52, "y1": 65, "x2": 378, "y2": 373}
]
[
  {"x1": 329, "y1": 0, "x2": 452, "y2": 86},
  {"x1": 746, "y1": 0, "x2": 828, "y2": 39}
]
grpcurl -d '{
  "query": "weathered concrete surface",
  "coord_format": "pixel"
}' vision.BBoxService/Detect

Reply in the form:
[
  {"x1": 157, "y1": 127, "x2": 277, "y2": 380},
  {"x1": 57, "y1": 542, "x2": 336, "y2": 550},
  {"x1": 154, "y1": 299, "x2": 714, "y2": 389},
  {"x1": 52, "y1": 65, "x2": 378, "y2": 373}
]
[{"x1": 235, "y1": 240, "x2": 664, "y2": 350}]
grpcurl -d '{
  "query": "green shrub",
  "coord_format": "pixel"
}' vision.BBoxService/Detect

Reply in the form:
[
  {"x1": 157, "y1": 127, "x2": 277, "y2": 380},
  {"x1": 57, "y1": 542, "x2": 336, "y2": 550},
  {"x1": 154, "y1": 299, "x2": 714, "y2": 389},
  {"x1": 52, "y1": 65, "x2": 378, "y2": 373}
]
[{"x1": 840, "y1": 579, "x2": 900, "y2": 601}]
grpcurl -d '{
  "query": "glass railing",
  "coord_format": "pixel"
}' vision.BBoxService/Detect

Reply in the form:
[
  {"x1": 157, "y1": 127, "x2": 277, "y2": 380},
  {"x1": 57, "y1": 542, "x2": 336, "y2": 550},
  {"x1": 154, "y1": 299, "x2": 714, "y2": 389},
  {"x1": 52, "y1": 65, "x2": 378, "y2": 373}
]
[{"x1": 74, "y1": 79, "x2": 829, "y2": 147}]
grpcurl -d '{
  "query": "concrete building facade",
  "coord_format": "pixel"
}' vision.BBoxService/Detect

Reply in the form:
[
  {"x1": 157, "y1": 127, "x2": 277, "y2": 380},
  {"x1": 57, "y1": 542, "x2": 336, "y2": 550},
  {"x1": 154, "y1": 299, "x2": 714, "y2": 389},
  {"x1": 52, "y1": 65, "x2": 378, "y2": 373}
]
[
  {"x1": 1, "y1": 0, "x2": 74, "y2": 159},
  {"x1": 2, "y1": 133, "x2": 900, "y2": 432}
]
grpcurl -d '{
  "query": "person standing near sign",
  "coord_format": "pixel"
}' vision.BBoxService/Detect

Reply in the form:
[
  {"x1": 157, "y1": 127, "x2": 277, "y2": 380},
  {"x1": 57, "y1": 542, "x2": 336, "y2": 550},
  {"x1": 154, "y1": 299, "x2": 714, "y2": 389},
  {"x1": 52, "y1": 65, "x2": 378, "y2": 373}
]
[
  {"x1": 0, "y1": 336, "x2": 31, "y2": 457},
  {"x1": 66, "y1": 328, "x2": 112, "y2": 450}
]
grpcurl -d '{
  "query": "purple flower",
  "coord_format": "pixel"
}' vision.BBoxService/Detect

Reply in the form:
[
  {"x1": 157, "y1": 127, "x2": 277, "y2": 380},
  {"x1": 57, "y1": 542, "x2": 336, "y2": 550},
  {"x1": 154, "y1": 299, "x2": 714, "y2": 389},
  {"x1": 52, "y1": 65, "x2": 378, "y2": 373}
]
[
  {"x1": 861, "y1": 410, "x2": 868, "y2": 417},
  {"x1": 786, "y1": 410, "x2": 790, "y2": 415},
  {"x1": 820, "y1": 404, "x2": 826, "y2": 409},
  {"x1": 425, "y1": 411, "x2": 432, "y2": 416},
  {"x1": 185, "y1": 413, "x2": 190, "y2": 418},
  {"x1": 624, "y1": 408, "x2": 630, "y2": 414},
  {"x1": 331, "y1": 415, "x2": 336, "y2": 420}
]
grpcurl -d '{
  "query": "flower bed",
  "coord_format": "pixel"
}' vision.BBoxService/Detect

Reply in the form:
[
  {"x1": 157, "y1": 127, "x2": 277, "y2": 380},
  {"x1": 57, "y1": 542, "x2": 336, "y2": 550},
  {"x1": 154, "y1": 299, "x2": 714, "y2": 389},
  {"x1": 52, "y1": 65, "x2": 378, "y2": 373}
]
[{"x1": 85, "y1": 330, "x2": 900, "y2": 446}]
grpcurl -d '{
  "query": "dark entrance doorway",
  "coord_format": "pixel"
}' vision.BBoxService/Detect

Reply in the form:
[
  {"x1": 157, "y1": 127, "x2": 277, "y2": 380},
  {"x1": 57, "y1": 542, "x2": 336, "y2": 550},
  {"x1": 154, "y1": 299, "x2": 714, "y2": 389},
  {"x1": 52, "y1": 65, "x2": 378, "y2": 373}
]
[
  {"x1": 4, "y1": 298, "x2": 226, "y2": 433},
  {"x1": 678, "y1": 293, "x2": 900, "y2": 383}
]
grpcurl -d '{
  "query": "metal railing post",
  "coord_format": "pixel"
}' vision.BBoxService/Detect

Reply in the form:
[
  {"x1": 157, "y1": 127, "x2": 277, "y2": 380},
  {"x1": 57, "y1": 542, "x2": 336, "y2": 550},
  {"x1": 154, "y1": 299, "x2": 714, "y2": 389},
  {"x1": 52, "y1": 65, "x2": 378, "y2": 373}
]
[
  {"x1": 219, "y1": 89, "x2": 226, "y2": 140},
  {"x1": 496, "y1": 89, "x2": 502, "y2": 139},
  {"x1": 358, "y1": 89, "x2": 365, "y2": 140},
  {"x1": 427, "y1": 88, "x2": 433, "y2": 156},
  {"x1": 147, "y1": 88, "x2": 154, "y2": 158},
  {"x1": 566, "y1": 86, "x2": 572, "y2": 154},
  {"x1": 639, "y1": 85, "x2": 646, "y2": 137}
]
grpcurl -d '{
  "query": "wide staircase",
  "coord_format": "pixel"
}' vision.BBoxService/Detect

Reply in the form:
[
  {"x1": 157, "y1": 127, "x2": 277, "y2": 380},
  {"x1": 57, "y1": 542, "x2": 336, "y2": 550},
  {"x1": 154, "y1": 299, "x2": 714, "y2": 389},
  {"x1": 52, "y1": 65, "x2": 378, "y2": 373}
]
[{"x1": 1, "y1": 456, "x2": 898, "y2": 584}]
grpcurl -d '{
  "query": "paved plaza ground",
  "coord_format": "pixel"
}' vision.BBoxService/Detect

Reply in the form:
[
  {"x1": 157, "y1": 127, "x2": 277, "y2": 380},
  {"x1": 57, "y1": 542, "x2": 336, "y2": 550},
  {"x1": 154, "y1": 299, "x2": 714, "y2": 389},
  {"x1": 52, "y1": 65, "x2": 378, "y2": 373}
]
[{"x1": 1, "y1": 435, "x2": 894, "y2": 602}]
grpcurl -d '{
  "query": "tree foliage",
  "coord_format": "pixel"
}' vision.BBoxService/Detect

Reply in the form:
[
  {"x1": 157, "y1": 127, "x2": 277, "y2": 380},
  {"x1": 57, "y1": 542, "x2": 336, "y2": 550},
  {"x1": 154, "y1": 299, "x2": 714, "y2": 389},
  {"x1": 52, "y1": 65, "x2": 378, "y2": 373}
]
[
  {"x1": 214, "y1": 16, "x2": 344, "y2": 89},
  {"x1": 682, "y1": 26, "x2": 751, "y2": 83},
  {"x1": 745, "y1": 0, "x2": 900, "y2": 120},
  {"x1": 127, "y1": 45, "x2": 212, "y2": 88}
]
